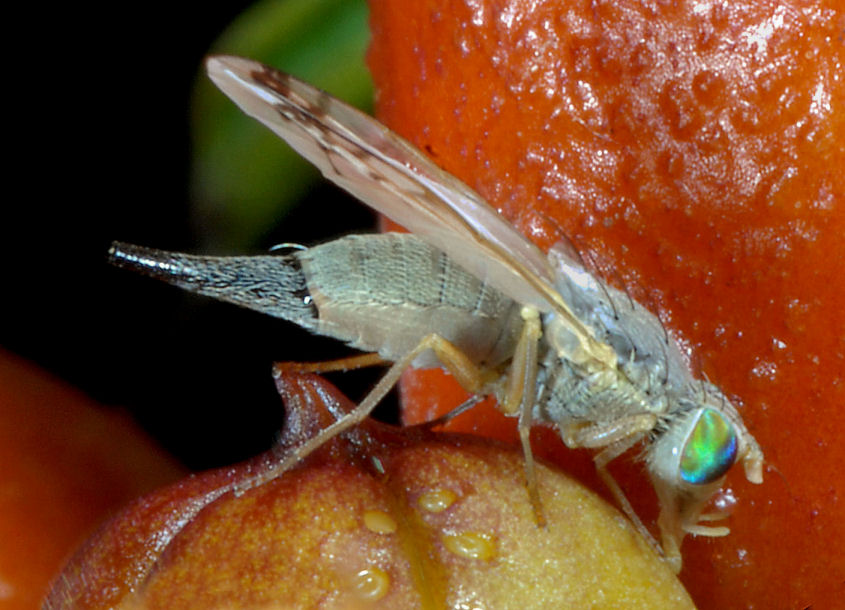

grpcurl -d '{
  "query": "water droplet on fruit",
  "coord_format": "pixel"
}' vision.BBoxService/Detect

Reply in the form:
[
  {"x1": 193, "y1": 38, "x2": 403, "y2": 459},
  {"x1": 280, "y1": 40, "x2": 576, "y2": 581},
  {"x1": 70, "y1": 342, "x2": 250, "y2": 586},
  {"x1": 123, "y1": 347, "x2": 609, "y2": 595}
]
[
  {"x1": 363, "y1": 510, "x2": 397, "y2": 534},
  {"x1": 443, "y1": 532, "x2": 496, "y2": 561},
  {"x1": 418, "y1": 488, "x2": 458, "y2": 513},
  {"x1": 353, "y1": 567, "x2": 390, "y2": 600}
]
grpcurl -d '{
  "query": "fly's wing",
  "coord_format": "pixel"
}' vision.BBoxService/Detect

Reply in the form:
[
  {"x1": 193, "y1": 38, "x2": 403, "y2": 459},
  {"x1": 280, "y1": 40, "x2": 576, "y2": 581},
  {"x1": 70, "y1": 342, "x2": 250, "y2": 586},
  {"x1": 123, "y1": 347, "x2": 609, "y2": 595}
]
[{"x1": 206, "y1": 55, "x2": 615, "y2": 370}]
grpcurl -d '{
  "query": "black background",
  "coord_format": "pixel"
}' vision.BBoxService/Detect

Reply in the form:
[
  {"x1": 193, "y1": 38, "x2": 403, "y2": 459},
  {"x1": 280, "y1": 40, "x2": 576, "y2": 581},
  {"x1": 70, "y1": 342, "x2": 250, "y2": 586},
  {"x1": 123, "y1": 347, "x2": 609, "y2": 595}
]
[{"x1": 6, "y1": 3, "x2": 383, "y2": 469}]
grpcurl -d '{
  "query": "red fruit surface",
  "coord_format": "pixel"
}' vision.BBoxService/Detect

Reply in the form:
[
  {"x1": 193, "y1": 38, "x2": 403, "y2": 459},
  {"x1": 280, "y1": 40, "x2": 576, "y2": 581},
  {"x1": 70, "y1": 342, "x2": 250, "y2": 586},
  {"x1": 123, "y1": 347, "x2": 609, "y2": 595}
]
[
  {"x1": 0, "y1": 350, "x2": 185, "y2": 609},
  {"x1": 368, "y1": 0, "x2": 845, "y2": 607}
]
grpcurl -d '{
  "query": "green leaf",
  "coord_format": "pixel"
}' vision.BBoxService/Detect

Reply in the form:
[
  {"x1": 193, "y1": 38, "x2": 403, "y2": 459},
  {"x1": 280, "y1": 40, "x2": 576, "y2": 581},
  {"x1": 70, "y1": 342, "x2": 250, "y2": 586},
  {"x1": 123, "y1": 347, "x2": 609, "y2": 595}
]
[{"x1": 191, "y1": 0, "x2": 372, "y2": 249}]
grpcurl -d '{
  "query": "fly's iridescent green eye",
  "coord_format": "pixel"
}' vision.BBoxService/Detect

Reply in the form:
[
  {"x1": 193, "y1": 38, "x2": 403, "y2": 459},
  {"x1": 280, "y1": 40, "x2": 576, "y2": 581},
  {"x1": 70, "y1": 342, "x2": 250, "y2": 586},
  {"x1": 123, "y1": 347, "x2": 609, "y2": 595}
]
[{"x1": 679, "y1": 408, "x2": 738, "y2": 484}]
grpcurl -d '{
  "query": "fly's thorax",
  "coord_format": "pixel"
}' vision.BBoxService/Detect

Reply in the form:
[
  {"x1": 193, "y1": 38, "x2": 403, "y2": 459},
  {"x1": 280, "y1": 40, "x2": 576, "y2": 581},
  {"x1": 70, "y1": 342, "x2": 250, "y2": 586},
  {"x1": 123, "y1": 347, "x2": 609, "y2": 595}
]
[
  {"x1": 547, "y1": 244, "x2": 696, "y2": 399},
  {"x1": 546, "y1": 242, "x2": 765, "y2": 482},
  {"x1": 534, "y1": 324, "x2": 657, "y2": 426}
]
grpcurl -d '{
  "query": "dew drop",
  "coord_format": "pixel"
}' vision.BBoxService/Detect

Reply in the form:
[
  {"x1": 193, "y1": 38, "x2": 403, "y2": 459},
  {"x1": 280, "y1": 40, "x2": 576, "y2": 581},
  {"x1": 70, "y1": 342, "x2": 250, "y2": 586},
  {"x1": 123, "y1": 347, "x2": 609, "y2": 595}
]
[
  {"x1": 353, "y1": 567, "x2": 390, "y2": 600},
  {"x1": 418, "y1": 489, "x2": 458, "y2": 513},
  {"x1": 443, "y1": 532, "x2": 496, "y2": 561},
  {"x1": 363, "y1": 510, "x2": 397, "y2": 534}
]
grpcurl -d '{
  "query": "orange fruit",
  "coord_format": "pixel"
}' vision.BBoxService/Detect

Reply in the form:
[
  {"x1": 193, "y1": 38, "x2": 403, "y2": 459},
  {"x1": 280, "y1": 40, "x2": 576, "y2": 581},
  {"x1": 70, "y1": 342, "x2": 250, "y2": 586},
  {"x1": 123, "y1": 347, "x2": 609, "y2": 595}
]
[
  {"x1": 46, "y1": 373, "x2": 694, "y2": 608},
  {"x1": 368, "y1": 1, "x2": 845, "y2": 606}
]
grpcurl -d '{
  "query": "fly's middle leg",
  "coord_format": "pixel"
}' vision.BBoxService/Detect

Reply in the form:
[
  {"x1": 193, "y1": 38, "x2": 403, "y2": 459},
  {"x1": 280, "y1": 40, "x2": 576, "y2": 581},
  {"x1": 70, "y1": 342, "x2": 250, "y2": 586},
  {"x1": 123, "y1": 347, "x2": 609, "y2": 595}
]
[{"x1": 501, "y1": 306, "x2": 545, "y2": 527}]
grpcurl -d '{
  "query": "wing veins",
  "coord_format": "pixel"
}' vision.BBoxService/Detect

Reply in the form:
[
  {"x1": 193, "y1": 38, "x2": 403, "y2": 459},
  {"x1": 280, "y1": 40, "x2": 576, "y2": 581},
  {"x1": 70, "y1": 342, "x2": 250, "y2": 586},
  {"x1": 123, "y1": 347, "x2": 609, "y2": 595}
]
[{"x1": 207, "y1": 55, "x2": 617, "y2": 370}]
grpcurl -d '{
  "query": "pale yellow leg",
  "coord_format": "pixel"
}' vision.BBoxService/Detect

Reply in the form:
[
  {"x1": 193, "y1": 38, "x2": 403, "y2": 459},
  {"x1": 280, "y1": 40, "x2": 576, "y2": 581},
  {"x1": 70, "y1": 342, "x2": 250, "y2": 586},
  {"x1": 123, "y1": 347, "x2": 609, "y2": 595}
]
[
  {"x1": 593, "y1": 434, "x2": 662, "y2": 557},
  {"x1": 562, "y1": 415, "x2": 663, "y2": 558},
  {"x1": 684, "y1": 523, "x2": 730, "y2": 537},
  {"x1": 241, "y1": 334, "x2": 492, "y2": 490},
  {"x1": 505, "y1": 307, "x2": 545, "y2": 527},
  {"x1": 274, "y1": 352, "x2": 388, "y2": 374},
  {"x1": 561, "y1": 413, "x2": 657, "y2": 449},
  {"x1": 416, "y1": 394, "x2": 485, "y2": 431}
]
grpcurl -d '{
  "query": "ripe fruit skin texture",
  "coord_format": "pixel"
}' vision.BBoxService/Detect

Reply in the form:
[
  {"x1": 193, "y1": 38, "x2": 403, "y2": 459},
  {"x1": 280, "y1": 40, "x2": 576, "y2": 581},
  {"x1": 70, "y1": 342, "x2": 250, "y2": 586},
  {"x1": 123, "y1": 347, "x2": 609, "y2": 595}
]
[
  {"x1": 46, "y1": 373, "x2": 695, "y2": 609},
  {"x1": 368, "y1": 0, "x2": 845, "y2": 607}
]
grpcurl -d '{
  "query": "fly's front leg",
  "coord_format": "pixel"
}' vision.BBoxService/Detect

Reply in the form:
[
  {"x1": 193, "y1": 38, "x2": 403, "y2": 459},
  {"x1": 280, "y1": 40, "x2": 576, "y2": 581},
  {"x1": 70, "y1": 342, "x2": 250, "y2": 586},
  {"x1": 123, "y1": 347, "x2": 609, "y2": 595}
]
[
  {"x1": 500, "y1": 306, "x2": 545, "y2": 527},
  {"x1": 560, "y1": 413, "x2": 657, "y2": 450},
  {"x1": 562, "y1": 415, "x2": 663, "y2": 558}
]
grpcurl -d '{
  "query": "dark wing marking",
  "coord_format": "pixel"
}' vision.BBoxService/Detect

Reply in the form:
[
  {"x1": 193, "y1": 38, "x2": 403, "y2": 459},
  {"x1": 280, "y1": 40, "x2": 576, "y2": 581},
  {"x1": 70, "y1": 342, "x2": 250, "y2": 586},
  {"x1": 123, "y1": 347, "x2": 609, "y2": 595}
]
[{"x1": 206, "y1": 55, "x2": 616, "y2": 369}]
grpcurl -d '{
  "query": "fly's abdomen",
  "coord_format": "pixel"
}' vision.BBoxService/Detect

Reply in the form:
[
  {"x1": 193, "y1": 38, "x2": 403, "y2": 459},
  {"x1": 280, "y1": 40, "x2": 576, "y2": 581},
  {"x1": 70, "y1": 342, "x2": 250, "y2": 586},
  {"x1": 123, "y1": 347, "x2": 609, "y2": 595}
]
[
  {"x1": 299, "y1": 233, "x2": 523, "y2": 367},
  {"x1": 108, "y1": 234, "x2": 523, "y2": 370}
]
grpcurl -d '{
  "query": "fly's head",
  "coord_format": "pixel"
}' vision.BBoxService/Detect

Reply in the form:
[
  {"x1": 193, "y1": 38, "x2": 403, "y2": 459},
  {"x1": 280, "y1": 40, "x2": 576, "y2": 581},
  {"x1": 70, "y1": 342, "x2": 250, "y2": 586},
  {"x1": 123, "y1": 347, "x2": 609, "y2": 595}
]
[{"x1": 646, "y1": 384, "x2": 764, "y2": 570}]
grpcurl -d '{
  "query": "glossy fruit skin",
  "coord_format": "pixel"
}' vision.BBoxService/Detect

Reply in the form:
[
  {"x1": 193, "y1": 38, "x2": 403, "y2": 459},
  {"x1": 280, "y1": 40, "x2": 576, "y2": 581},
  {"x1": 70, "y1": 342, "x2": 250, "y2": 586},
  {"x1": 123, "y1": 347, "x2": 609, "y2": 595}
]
[
  {"x1": 368, "y1": 0, "x2": 845, "y2": 607},
  {"x1": 46, "y1": 373, "x2": 695, "y2": 609}
]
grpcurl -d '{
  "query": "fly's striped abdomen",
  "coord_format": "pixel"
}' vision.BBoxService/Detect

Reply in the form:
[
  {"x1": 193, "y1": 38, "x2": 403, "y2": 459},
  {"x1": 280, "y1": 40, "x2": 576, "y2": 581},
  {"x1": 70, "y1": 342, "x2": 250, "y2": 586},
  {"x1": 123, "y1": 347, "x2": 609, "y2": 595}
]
[
  {"x1": 108, "y1": 234, "x2": 523, "y2": 370},
  {"x1": 299, "y1": 233, "x2": 523, "y2": 367}
]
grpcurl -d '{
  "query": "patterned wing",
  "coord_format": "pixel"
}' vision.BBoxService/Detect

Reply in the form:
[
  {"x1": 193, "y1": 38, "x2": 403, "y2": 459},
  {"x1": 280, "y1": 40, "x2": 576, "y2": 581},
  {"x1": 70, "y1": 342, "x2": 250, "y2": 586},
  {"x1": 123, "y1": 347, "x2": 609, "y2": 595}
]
[{"x1": 206, "y1": 55, "x2": 615, "y2": 369}]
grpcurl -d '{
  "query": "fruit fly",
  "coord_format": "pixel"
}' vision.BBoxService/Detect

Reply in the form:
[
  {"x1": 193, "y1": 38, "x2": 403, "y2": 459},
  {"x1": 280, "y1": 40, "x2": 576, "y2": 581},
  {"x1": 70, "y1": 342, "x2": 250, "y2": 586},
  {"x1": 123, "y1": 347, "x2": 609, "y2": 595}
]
[{"x1": 109, "y1": 55, "x2": 763, "y2": 572}]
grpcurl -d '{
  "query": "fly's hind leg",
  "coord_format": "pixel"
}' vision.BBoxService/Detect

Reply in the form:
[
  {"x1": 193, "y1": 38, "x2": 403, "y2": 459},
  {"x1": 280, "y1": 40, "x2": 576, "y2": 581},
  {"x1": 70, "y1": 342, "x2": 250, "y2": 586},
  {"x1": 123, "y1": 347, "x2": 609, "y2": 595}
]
[
  {"x1": 275, "y1": 352, "x2": 389, "y2": 373},
  {"x1": 256, "y1": 334, "x2": 494, "y2": 488},
  {"x1": 423, "y1": 306, "x2": 546, "y2": 527}
]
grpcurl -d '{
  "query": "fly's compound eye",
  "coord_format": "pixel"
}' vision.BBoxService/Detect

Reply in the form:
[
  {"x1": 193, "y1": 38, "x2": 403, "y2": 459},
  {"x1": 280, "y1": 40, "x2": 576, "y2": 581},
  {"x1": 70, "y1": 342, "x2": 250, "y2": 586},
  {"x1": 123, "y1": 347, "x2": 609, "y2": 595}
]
[{"x1": 679, "y1": 408, "x2": 738, "y2": 485}]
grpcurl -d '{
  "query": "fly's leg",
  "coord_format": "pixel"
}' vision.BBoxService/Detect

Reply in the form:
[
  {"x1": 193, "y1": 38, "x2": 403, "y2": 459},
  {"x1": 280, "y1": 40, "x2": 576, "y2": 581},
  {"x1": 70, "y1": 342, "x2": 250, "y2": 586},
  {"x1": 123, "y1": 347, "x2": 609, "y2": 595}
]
[
  {"x1": 561, "y1": 415, "x2": 663, "y2": 558},
  {"x1": 283, "y1": 334, "x2": 490, "y2": 462},
  {"x1": 421, "y1": 306, "x2": 546, "y2": 527},
  {"x1": 672, "y1": 507, "x2": 730, "y2": 541},
  {"x1": 561, "y1": 413, "x2": 657, "y2": 450},
  {"x1": 594, "y1": 433, "x2": 662, "y2": 558},
  {"x1": 683, "y1": 521, "x2": 730, "y2": 537},
  {"x1": 500, "y1": 307, "x2": 545, "y2": 527},
  {"x1": 275, "y1": 352, "x2": 389, "y2": 373},
  {"x1": 244, "y1": 334, "x2": 494, "y2": 490},
  {"x1": 694, "y1": 511, "x2": 732, "y2": 529},
  {"x1": 416, "y1": 394, "x2": 485, "y2": 431}
]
